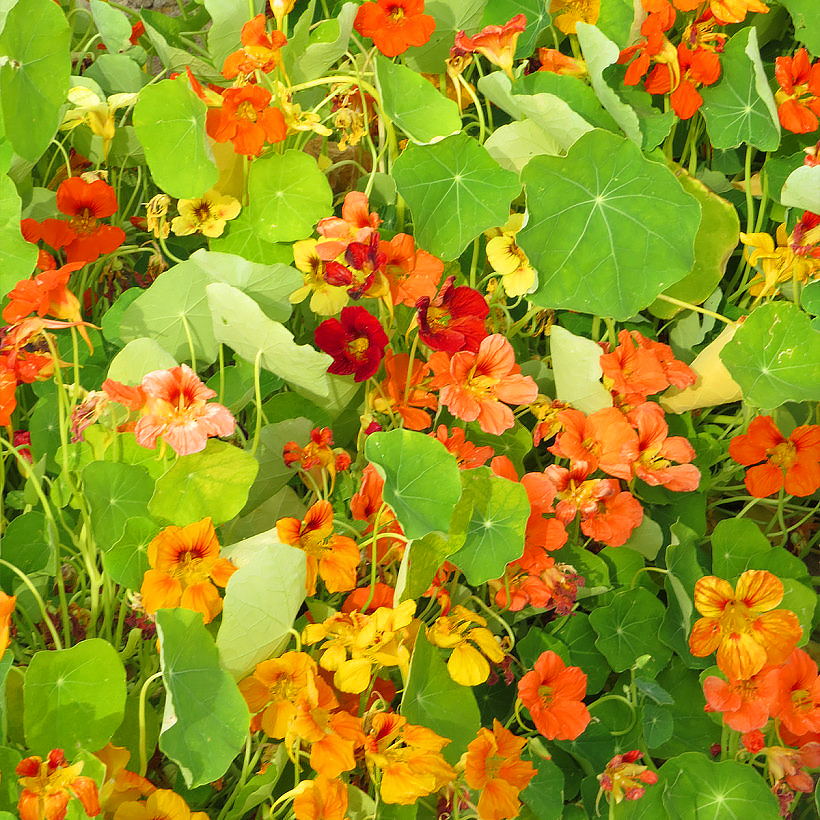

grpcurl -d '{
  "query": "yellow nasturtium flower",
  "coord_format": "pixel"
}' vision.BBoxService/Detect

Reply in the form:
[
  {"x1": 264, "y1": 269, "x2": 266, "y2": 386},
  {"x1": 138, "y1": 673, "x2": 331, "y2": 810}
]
[
  {"x1": 61, "y1": 86, "x2": 138, "y2": 159},
  {"x1": 170, "y1": 189, "x2": 241, "y2": 238},
  {"x1": 485, "y1": 213, "x2": 537, "y2": 297}
]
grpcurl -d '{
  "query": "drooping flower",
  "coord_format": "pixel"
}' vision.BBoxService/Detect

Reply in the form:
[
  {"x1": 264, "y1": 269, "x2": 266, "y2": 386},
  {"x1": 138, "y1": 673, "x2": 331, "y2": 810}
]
[
  {"x1": 0, "y1": 591, "x2": 16, "y2": 658},
  {"x1": 538, "y1": 48, "x2": 587, "y2": 78},
  {"x1": 93, "y1": 744, "x2": 155, "y2": 817},
  {"x1": 208, "y1": 85, "x2": 287, "y2": 156},
  {"x1": 766, "y1": 743, "x2": 820, "y2": 795},
  {"x1": 283, "y1": 427, "x2": 350, "y2": 495},
  {"x1": 426, "y1": 605, "x2": 505, "y2": 686},
  {"x1": 703, "y1": 666, "x2": 782, "y2": 732},
  {"x1": 2, "y1": 262, "x2": 86, "y2": 326},
  {"x1": 597, "y1": 750, "x2": 658, "y2": 804},
  {"x1": 517, "y1": 650, "x2": 590, "y2": 740},
  {"x1": 453, "y1": 14, "x2": 527, "y2": 78},
  {"x1": 277, "y1": 501, "x2": 361, "y2": 595},
  {"x1": 140, "y1": 517, "x2": 237, "y2": 624},
  {"x1": 370, "y1": 350, "x2": 437, "y2": 431},
  {"x1": 549, "y1": 0, "x2": 600, "y2": 34},
  {"x1": 16, "y1": 749, "x2": 100, "y2": 820},
  {"x1": 144, "y1": 194, "x2": 171, "y2": 240},
  {"x1": 314, "y1": 306, "x2": 389, "y2": 382},
  {"x1": 103, "y1": 364, "x2": 236, "y2": 456},
  {"x1": 291, "y1": 777, "x2": 348, "y2": 820},
  {"x1": 729, "y1": 415, "x2": 820, "y2": 498},
  {"x1": 689, "y1": 570, "x2": 802, "y2": 679},
  {"x1": 170, "y1": 189, "x2": 241, "y2": 237},
  {"x1": 415, "y1": 275, "x2": 489, "y2": 354},
  {"x1": 60, "y1": 86, "x2": 138, "y2": 159},
  {"x1": 354, "y1": 0, "x2": 436, "y2": 58},
  {"x1": 772, "y1": 648, "x2": 820, "y2": 737},
  {"x1": 222, "y1": 14, "x2": 287, "y2": 79},
  {"x1": 463, "y1": 720, "x2": 537, "y2": 820},
  {"x1": 429, "y1": 334, "x2": 538, "y2": 435},
  {"x1": 38, "y1": 176, "x2": 125, "y2": 264},
  {"x1": 485, "y1": 214, "x2": 537, "y2": 296}
]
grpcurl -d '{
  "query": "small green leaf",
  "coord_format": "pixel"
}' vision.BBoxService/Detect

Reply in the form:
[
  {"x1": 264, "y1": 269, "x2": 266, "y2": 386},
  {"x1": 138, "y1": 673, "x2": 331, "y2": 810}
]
[
  {"x1": 364, "y1": 429, "x2": 462, "y2": 540},
  {"x1": 642, "y1": 704, "x2": 674, "y2": 748},
  {"x1": 700, "y1": 27, "x2": 780, "y2": 151},
  {"x1": 0, "y1": 141, "x2": 37, "y2": 295},
  {"x1": 216, "y1": 542, "x2": 307, "y2": 680},
  {"x1": 392, "y1": 132, "x2": 521, "y2": 261},
  {"x1": 157, "y1": 609, "x2": 250, "y2": 788},
  {"x1": 24, "y1": 639, "x2": 126, "y2": 754},
  {"x1": 781, "y1": 165, "x2": 820, "y2": 214},
  {"x1": 149, "y1": 439, "x2": 259, "y2": 526},
  {"x1": 249, "y1": 150, "x2": 333, "y2": 243},
  {"x1": 720, "y1": 301, "x2": 820, "y2": 408},
  {"x1": 89, "y1": 0, "x2": 132, "y2": 52},
  {"x1": 375, "y1": 53, "x2": 461, "y2": 144},
  {"x1": 401, "y1": 631, "x2": 480, "y2": 765},
  {"x1": 449, "y1": 467, "x2": 529, "y2": 585},
  {"x1": 107, "y1": 338, "x2": 177, "y2": 384}
]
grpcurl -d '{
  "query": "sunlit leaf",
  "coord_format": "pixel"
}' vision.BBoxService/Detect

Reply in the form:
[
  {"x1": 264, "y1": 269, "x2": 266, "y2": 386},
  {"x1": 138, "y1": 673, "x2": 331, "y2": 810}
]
[
  {"x1": 779, "y1": 0, "x2": 820, "y2": 56},
  {"x1": 0, "y1": 140, "x2": 36, "y2": 295},
  {"x1": 781, "y1": 165, "x2": 820, "y2": 214},
  {"x1": 550, "y1": 325, "x2": 612, "y2": 414}
]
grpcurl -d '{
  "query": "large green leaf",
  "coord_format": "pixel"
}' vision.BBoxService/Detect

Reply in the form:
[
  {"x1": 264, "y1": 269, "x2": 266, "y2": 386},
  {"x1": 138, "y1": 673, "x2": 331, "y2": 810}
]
[
  {"x1": 89, "y1": 0, "x2": 132, "y2": 52},
  {"x1": 392, "y1": 132, "x2": 521, "y2": 261},
  {"x1": 0, "y1": 0, "x2": 70, "y2": 162},
  {"x1": 781, "y1": 165, "x2": 820, "y2": 214},
  {"x1": 401, "y1": 631, "x2": 480, "y2": 765},
  {"x1": 364, "y1": 429, "x2": 462, "y2": 540},
  {"x1": 119, "y1": 262, "x2": 219, "y2": 365},
  {"x1": 149, "y1": 439, "x2": 259, "y2": 526},
  {"x1": 216, "y1": 542, "x2": 306, "y2": 680},
  {"x1": 105, "y1": 516, "x2": 158, "y2": 590},
  {"x1": 448, "y1": 467, "x2": 529, "y2": 585},
  {"x1": 209, "y1": 210, "x2": 293, "y2": 265},
  {"x1": 650, "y1": 169, "x2": 739, "y2": 319},
  {"x1": 518, "y1": 129, "x2": 701, "y2": 319},
  {"x1": 0, "y1": 140, "x2": 36, "y2": 296},
  {"x1": 157, "y1": 608, "x2": 250, "y2": 788},
  {"x1": 248, "y1": 150, "x2": 333, "y2": 243},
  {"x1": 24, "y1": 640, "x2": 126, "y2": 754},
  {"x1": 779, "y1": 0, "x2": 820, "y2": 55},
  {"x1": 700, "y1": 27, "x2": 780, "y2": 151},
  {"x1": 133, "y1": 76, "x2": 218, "y2": 198},
  {"x1": 207, "y1": 282, "x2": 331, "y2": 395},
  {"x1": 375, "y1": 54, "x2": 461, "y2": 144},
  {"x1": 720, "y1": 301, "x2": 820, "y2": 409}
]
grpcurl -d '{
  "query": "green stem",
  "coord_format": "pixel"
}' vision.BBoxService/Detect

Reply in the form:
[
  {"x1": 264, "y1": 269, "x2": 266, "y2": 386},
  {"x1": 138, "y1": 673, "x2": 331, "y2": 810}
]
[
  {"x1": 0, "y1": 560, "x2": 62, "y2": 649},
  {"x1": 250, "y1": 350, "x2": 264, "y2": 456},
  {"x1": 139, "y1": 671, "x2": 164, "y2": 776}
]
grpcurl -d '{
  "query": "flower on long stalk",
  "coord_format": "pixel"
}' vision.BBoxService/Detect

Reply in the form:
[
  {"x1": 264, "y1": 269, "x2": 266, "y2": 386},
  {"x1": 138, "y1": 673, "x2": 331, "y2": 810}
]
[{"x1": 453, "y1": 14, "x2": 527, "y2": 78}]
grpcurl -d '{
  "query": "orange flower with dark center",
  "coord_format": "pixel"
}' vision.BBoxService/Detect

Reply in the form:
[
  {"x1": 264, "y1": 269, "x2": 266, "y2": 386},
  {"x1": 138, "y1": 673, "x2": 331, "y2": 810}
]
[
  {"x1": 222, "y1": 14, "x2": 287, "y2": 79},
  {"x1": 454, "y1": 14, "x2": 527, "y2": 78},
  {"x1": 689, "y1": 570, "x2": 802, "y2": 679},
  {"x1": 729, "y1": 415, "x2": 820, "y2": 498},
  {"x1": 354, "y1": 0, "x2": 435, "y2": 57},
  {"x1": 703, "y1": 666, "x2": 782, "y2": 732},
  {"x1": 370, "y1": 350, "x2": 437, "y2": 432},
  {"x1": 775, "y1": 48, "x2": 820, "y2": 134},
  {"x1": 140, "y1": 518, "x2": 237, "y2": 624},
  {"x1": 16, "y1": 749, "x2": 100, "y2": 820},
  {"x1": 773, "y1": 648, "x2": 820, "y2": 737},
  {"x1": 517, "y1": 650, "x2": 590, "y2": 740},
  {"x1": 208, "y1": 85, "x2": 287, "y2": 156}
]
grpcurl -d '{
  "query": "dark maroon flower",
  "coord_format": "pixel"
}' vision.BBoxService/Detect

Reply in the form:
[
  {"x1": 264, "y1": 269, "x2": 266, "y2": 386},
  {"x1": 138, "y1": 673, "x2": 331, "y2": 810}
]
[
  {"x1": 344, "y1": 232, "x2": 386, "y2": 298},
  {"x1": 314, "y1": 306, "x2": 389, "y2": 382},
  {"x1": 415, "y1": 275, "x2": 489, "y2": 353}
]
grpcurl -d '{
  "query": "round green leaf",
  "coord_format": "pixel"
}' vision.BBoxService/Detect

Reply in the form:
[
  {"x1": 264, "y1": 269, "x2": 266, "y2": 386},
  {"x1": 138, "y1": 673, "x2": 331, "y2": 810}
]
[
  {"x1": 0, "y1": 141, "x2": 37, "y2": 295},
  {"x1": 720, "y1": 301, "x2": 820, "y2": 409},
  {"x1": 0, "y1": 0, "x2": 70, "y2": 162},
  {"x1": 156, "y1": 608, "x2": 250, "y2": 788},
  {"x1": 781, "y1": 165, "x2": 820, "y2": 214},
  {"x1": 642, "y1": 704, "x2": 674, "y2": 748},
  {"x1": 249, "y1": 150, "x2": 333, "y2": 243},
  {"x1": 0, "y1": 511, "x2": 52, "y2": 590},
  {"x1": 24, "y1": 639, "x2": 126, "y2": 754},
  {"x1": 518, "y1": 129, "x2": 701, "y2": 320},
  {"x1": 105, "y1": 516, "x2": 158, "y2": 589},
  {"x1": 780, "y1": 0, "x2": 820, "y2": 56},
  {"x1": 364, "y1": 429, "x2": 462, "y2": 540},
  {"x1": 133, "y1": 76, "x2": 218, "y2": 198},
  {"x1": 149, "y1": 439, "x2": 260, "y2": 526},
  {"x1": 448, "y1": 467, "x2": 529, "y2": 585},
  {"x1": 209, "y1": 209, "x2": 293, "y2": 265},
  {"x1": 588, "y1": 587, "x2": 671, "y2": 675},
  {"x1": 392, "y1": 132, "x2": 522, "y2": 261},
  {"x1": 700, "y1": 27, "x2": 780, "y2": 151}
]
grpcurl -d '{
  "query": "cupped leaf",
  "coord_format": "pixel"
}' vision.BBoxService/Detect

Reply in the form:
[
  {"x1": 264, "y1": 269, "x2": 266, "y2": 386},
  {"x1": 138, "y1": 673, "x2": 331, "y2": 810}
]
[
  {"x1": 364, "y1": 429, "x2": 462, "y2": 540},
  {"x1": 0, "y1": 0, "x2": 69, "y2": 162},
  {"x1": 401, "y1": 630, "x2": 480, "y2": 765},
  {"x1": 24, "y1": 639, "x2": 126, "y2": 754},
  {"x1": 720, "y1": 301, "x2": 820, "y2": 409},
  {"x1": 392, "y1": 132, "x2": 521, "y2": 261},
  {"x1": 700, "y1": 27, "x2": 780, "y2": 151},
  {"x1": 207, "y1": 282, "x2": 331, "y2": 395},
  {"x1": 448, "y1": 467, "x2": 529, "y2": 585},
  {"x1": 375, "y1": 53, "x2": 461, "y2": 144},
  {"x1": 133, "y1": 76, "x2": 218, "y2": 198},
  {"x1": 248, "y1": 150, "x2": 333, "y2": 243},
  {"x1": 216, "y1": 541, "x2": 307, "y2": 680},
  {"x1": 157, "y1": 608, "x2": 250, "y2": 788},
  {"x1": 149, "y1": 439, "x2": 259, "y2": 526},
  {"x1": 518, "y1": 129, "x2": 701, "y2": 319}
]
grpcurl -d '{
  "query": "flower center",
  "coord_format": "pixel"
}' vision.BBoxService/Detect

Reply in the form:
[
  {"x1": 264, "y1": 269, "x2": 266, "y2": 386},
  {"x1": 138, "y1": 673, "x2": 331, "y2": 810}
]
[
  {"x1": 720, "y1": 599, "x2": 752, "y2": 633},
  {"x1": 193, "y1": 201, "x2": 214, "y2": 223},
  {"x1": 387, "y1": 4, "x2": 405, "y2": 22},
  {"x1": 791, "y1": 688, "x2": 813, "y2": 712},
  {"x1": 236, "y1": 100, "x2": 258, "y2": 121},
  {"x1": 68, "y1": 208, "x2": 98, "y2": 236},
  {"x1": 346, "y1": 336, "x2": 370, "y2": 361},
  {"x1": 766, "y1": 440, "x2": 798, "y2": 469},
  {"x1": 538, "y1": 684, "x2": 554, "y2": 706}
]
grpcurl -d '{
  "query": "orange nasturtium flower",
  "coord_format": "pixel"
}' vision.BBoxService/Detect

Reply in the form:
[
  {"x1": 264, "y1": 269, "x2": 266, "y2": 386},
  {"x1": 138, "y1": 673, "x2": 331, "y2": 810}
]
[
  {"x1": 111, "y1": 789, "x2": 208, "y2": 820},
  {"x1": 0, "y1": 591, "x2": 17, "y2": 658},
  {"x1": 16, "y1": 749, "x2": 100, "y2": 820},
  {"x1": 729, "y1": 415, "x2": 820, "y2": 498},
  {"x1": 140, "y1": 518, "x2": 237, "y2": 624},
  {"x1": 291, "y1": 776, "x2": 348, "y2": 820},
  {"x1": 353, "y1": 0, "x2": 436, "y2": 58},
  {"x1": 276, "y1": 500, "x2": 361, "y2": 596},
  {"x1": 453, "y1": 14, "x2": 527, "y2": 79},
  {"x1": 549, "y1": 0, "x2": 600, "y2": 34},
  {"x1": 463, "y1": 720, "x2": 537, "y2": 820},
  {"x1": 222, "y1": 14, "x2": 287, "y2": 80},
  {"x1": 689, "y1": 570, "x2": 802, "y2": 680}
]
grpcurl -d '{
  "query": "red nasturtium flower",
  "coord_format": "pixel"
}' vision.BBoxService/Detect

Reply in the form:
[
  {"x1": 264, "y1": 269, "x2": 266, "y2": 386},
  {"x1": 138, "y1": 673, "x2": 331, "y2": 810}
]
[
  {"x1": 208, "y1": 85, "x2": 287, "y2": 156},
  {"x1": 517, "y1": 650, "x2": 590, "y2": 740},
  {"x1": 38, "y1": 176, "x2": 125, "y2": 264},
  {"x1": 728, "y1": 415, "x2": 820, "y2": 498},
  {"x1": 140, "y1": 517, "x2": 237, "y2": 624},
  {"x1": 353, "y1": 0, "x2": 436, "y2": 58},
  {"x1": 222, "y1": 14, "x2": 287, "y2": 79},
  {"x1": 416, "y1": 275, "x2": 489, "y2": 353},
  {"x1": 314, "y1": 306, "x2": 389, "y2": 382},
  {"x1": 463, "y1": 720, "x2": 537, "y2": 820},
  {"x1": 454, "y1": 14, "x2": 527, "y2": 78},
  {"x1": 689, "y1": 570, "x2": 802, "y2": 679},
  {"x1": 16, "y1": 749, "x2": 100, "y2": 820},
  {"x1": 702, "y1": 665, "x2": 782, "y2": 732}
]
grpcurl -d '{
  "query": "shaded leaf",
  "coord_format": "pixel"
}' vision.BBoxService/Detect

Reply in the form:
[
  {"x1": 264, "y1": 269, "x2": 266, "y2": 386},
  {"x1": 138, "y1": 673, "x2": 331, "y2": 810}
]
[
  {"x1": 83, "y1": 461, "x2": 155, "y2": 545},
  {"x1": 779, "y1": 0, "x2": 820, "y2": 56}
]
